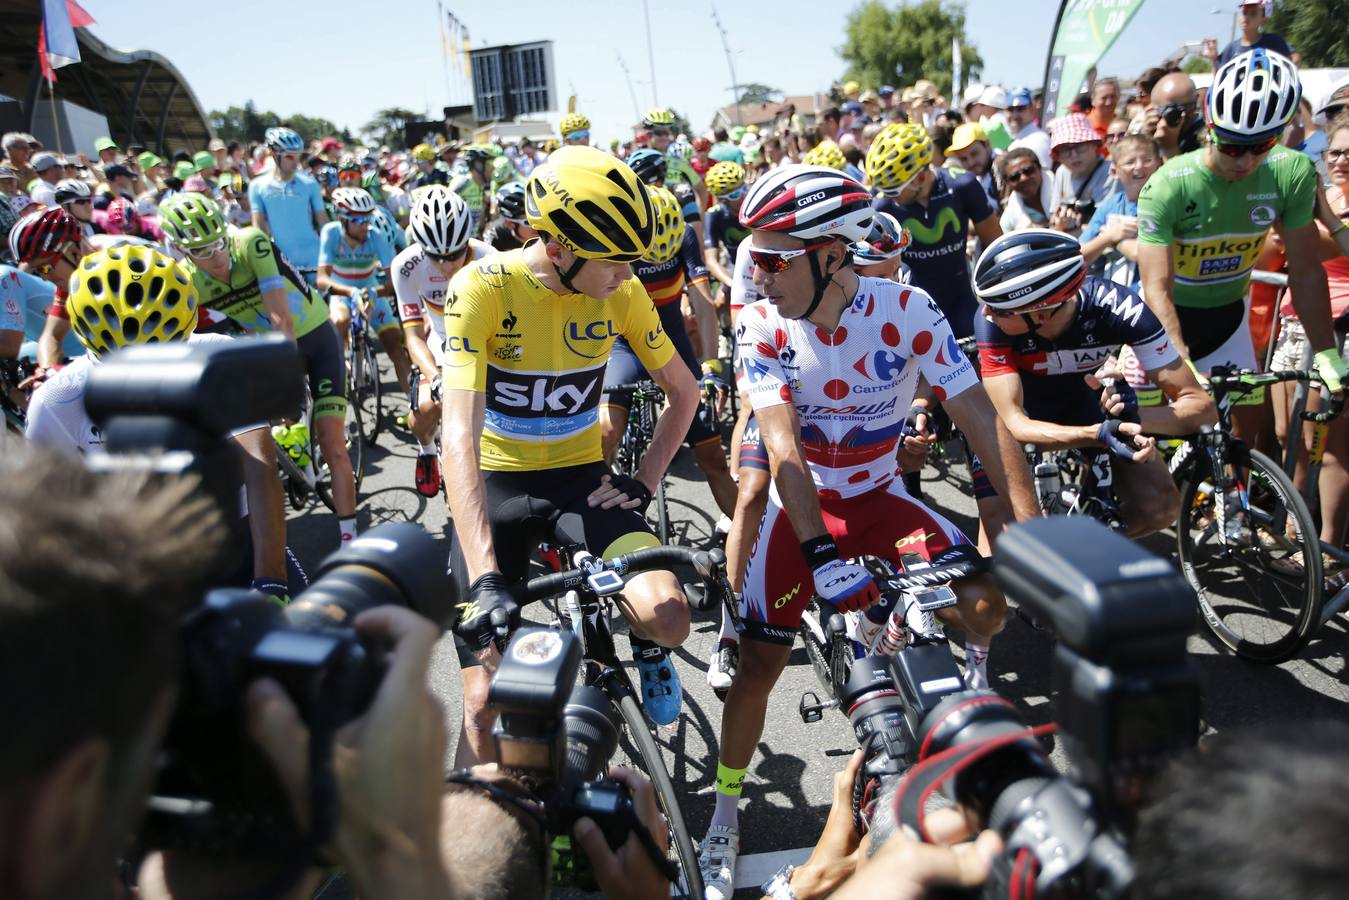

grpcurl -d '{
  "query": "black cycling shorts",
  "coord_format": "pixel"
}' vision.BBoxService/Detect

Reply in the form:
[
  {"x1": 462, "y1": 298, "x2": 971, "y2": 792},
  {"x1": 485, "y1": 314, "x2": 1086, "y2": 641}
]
[
  {"x1": 298, "y1": 321, "x2": 348, "y2": 419},
  {"x1": 449, "y1": 462, "x2": 659, "y2": 666},
  {"x1": 1175, "y1": 301, "x2": 1245, "y2": 364}
]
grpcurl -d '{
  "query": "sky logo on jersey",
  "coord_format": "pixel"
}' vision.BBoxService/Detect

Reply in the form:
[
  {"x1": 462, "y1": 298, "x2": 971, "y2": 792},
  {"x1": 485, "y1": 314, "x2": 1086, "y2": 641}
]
[{"x1": 485, "y1": 365, "x2": 604, "y2": 439}]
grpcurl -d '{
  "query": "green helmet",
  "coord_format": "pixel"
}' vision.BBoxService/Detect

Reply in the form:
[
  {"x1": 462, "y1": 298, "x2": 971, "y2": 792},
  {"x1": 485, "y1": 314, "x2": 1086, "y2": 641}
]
[
  {"x1": 159, "y1": 193, "x2": 227, "y2": 248},
  {"x1": 361, "y1": 170, "x2": 384, "y2": 202}
]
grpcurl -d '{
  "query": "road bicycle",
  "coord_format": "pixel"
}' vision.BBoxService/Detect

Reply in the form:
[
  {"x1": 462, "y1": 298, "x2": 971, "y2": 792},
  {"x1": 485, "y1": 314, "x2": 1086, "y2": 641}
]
[
  {"x1": 273, "y1": 384, "x2": 365, "y2": 513},
  {"x1": 505, "y1": 543, "x2": 735, "y2": 900},
  {"x1": 607, "y1": 380, "x2": 672, "y2": 545},
  {"x1": 1027, "y1": 444, "x2": 1126, "y2": 531},
  {"x1": 346, "y1": 291, "x2": 384, "y2": 447},
  {"x1": 1170, "y1": 366, "x2": 1340, "y2": 663}
]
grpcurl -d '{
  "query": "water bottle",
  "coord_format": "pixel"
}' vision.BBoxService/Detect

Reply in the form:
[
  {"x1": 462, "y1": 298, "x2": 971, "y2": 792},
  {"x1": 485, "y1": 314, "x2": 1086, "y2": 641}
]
[
  {"x1": 1033, "y1": 461, "x2": 1061, "y2": 513},
  {"x1": 288, "y1": 422, "x2": 312, "y2": 468}
]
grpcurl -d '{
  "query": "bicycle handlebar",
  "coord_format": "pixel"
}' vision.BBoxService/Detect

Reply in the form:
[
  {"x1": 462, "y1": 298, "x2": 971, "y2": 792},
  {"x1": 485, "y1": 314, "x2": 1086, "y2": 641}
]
[
  {"x1": 1206, "y1": 368, "x2": 1345, "y2": 423},
  {"x1": 510, "y1": 545, "x2": 729, "y2": 604},
  {"x1": 874, "y1": 546, "x2": 989, "y2": 594}
]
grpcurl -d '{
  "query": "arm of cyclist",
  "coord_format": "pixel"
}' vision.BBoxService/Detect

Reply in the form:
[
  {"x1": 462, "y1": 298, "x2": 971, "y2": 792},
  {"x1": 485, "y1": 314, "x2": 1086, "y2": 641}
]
[
  {"x1": 402, "y1": 319, "x2": 438, "y2": 375},
  {"x1": 1136, "y1": 243, "x2": 1189, "y2": 359},
  {"x1": 944, "y1": 383, "x2": 1042, "y2": 523},
  {"x1": 36, "y1": 310, "x2": 70, "y2": 370},
  {"x1": 971, "y1": 211, "x2": 1002, "y2": 247},
  {"x1": 441, "y1": 388, "x2": 497, "y2": 580},
  {"x1": 250, "y1": 209, "x2": 270, "y2": 235},
  {"x1": 689, "y1": 279, "x2": 719, "y2": 364},
  {"x1": 231, "y1": 426, "x2": 288, "y2": 587},
  {"x1": 984, "y1": 370, "x2": 1154, "y2": 463},
  {"x1": 1280, "y1": 220, "x2": 1346, "y2": 393},
  {"x1": 259, "y1": 283, "x2": 297, "y2": 341},
  {"x1": 373, "y1": 266, "x2": 395, "y2": 298},
  {"x1": 0, "y1": 328, "x2": 19, "y2": 359},
  {"x1": 702, "y1": 247, "x2": 734, "y2": 289},
  {"x1": 631, "y1": 353, "x2": 699, "y2": 496},
  {"x1": 1105, "y1": 358, "x2": 1217, "y2": 434}
]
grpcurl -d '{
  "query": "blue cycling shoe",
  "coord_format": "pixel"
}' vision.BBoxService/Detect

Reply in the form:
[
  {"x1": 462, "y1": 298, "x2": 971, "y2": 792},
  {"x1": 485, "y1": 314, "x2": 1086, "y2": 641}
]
[{"x1": 633, "y1": 640, "x2": 682, "y2": 725}]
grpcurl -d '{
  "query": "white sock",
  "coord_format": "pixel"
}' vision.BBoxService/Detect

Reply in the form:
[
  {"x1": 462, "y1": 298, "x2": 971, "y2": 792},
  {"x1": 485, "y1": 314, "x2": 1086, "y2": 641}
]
[
  {"x1": 418, "y1": 440, "x2": 437, "y2": 455},
  {"x1": 339, "y1": 517, "x2": 358, "y2": 542},
  {"x1": 718, "y1": 594, "x2": 741, "y2": 643},
  {"x1": 964, "y1": 642, "x2": 990, "y2": 690},
  {"x1": 710, "y1": 789, "x2": 741, "y2": 830}
]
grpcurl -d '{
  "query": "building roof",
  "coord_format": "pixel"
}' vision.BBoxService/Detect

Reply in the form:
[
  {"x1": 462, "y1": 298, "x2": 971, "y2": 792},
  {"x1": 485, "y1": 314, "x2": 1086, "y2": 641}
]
[
  {"x1": 712, "y1": 94, "x2": 828, "y2": 130},
  {"x1": 0, "y1": 0, "x2": 213, "y2": 153}
]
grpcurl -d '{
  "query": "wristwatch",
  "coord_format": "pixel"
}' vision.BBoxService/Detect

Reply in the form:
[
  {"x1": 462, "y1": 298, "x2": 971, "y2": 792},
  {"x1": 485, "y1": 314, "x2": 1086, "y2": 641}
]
[{"x1": 761, "y1": 862, "x2": 797, "y2": 900}]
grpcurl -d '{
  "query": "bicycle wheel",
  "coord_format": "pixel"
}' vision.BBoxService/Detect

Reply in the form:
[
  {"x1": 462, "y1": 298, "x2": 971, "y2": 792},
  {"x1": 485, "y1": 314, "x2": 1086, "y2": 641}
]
[
  {"x1": 798, "y1": 598, "x2": 851, "y2": 700},
  {"x1": 654, "y1": 479, "x2": 671, "y2": 546},
  {"x1": 316, "y1": 404, "x2": 366, "y2": 513},
  {"x1": 1177, "y1": 447, "x2": 1322, "y2": 663},
  {"x1": 361, "y1": 336, "x2": 383, "y2": 445},
  {"x1": 613, "y1": 689, "x2": 704, "y2": 900}
]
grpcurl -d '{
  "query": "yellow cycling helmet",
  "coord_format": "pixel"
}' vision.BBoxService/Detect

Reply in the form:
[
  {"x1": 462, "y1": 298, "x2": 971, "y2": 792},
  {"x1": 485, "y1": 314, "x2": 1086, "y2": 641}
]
[
  {"x1": 704, "y1": 161, "x2": 746, "y2": 197},
  {"x1": 644, "y1": 186, "x2": 685, "y2": 265},
  {"x1": 560, "y1": 112, "x2": 591, "y2": 137},
  {"x1": 67, "y1": 245, "x2": 197, "y2": 358},
  {"x1": 865, "y1": 123, "x2": 933, "y2": 192},
  {"x1": 525, "y1": 145, "x2": 654, "y2": 262},
  {"x1": 642, "y1": 107, "x2": 676, "y2": 128},
  {"x1": 804, "y1": 139, "x2": 847, "y2": 171},
  {"x1": 412, "y1": 143, "x2": 436, "y2": 161}
]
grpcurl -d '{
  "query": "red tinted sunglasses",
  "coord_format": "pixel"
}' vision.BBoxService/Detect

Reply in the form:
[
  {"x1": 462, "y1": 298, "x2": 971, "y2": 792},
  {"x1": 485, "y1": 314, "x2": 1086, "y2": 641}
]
[
  {"x1": 748, "y1": 239, "x2": 834, "y2": 274},
  {"x1": 1211, "y1": 133, "x2": 1279, "y2": 158}
]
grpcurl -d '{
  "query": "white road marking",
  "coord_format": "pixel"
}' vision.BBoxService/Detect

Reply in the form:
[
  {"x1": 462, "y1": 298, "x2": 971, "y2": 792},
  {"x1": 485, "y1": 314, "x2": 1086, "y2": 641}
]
[{"x1": 733, "y1": 846, "x2": 813, "y2": 890}]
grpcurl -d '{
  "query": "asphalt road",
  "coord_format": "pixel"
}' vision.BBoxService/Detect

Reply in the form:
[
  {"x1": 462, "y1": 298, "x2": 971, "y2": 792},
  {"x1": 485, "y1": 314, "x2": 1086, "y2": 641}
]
[{"x1": 288, "y1": 382, "x2": 1349, "y2": 899}]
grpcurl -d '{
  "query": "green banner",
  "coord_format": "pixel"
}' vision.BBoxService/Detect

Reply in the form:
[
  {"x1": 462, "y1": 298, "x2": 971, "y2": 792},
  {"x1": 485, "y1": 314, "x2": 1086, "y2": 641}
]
[{"x1": 1043, "y1": 0, "x2": 1148, "y2": 120}]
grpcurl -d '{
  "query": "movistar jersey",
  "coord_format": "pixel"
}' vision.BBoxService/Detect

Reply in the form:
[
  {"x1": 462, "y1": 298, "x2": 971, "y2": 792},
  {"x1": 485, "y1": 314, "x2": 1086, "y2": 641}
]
[
  {"x1": 183, "y1": 227, "x2": 330, "y2": 337},
  {"x1": 246, "y1": 172, "x2": 326, "y2": 270},
  {"x1": 1136, "y1": 146, "x2": 1317, "y2": 309},
  {"x1": 874, "y1": 168, "x2": 993, "y2": 339},
  {"x1": 318, "y1": 221, "x2": 394, "y2": 288},
  {"x1": 442, "y1": 249, "x2": 675, "y2": 471},
  {"x1": 634, "y1": 225, "x2": 709, "y2": 307},
  {"x1": 704, "y1": 204, "x2": 750, "y2": 264}
]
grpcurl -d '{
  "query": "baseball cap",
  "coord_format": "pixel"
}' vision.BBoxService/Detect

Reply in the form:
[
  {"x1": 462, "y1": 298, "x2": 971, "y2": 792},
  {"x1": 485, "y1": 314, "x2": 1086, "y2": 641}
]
[
  {"x1": 843, "y1": 80, "x2": 860, "y2": 95},
  {"x1": 949, "y1": 123, "x2": 989, "y2": 153},
  {"x1": 979, "y1": 86, "x2": 1009, "y2": 110},
  {"x1": 963, "y1": 83, "x2": 986, "y2": 106},
  {"x1": 173, "y1": 161, "x2": 196, "y2": 180},
  {"x1": 104, "y1": 163, "x2": 134, "y2": 180},
  {"x1": 1317, "y1": 77, "x2": 1349, "y2": 119},
  {"x1": 320, "y1": 137, "x2": 344, "y2": 153},
  {"x1": 1236, "y1": 0, "x2": 1270, "y2": 9},
  {"x1": 31, "y1": 152, "x2": 61, "y2": 172},
  {"x1": 0, "y1": 165, "x2": 17, "y2": 180},
  {"x1": 208, "y1": 137, "x2": 227, "y2": 152},
  {"x1": 93, "y1": 136, "x2": 118, "y2": 153},
  {"x1": 1008, "y1": 87, "x2": 1033, "y2": 108},
  {"x1": 137, "y1": 151, "x2": 165, "y2": 170},
  {"x1": 878, "y1": 85, "x2": 895, "y2": 97},
  {"x1": 193, "y1": 150, "x2": 216, "y2": 171},
  {"x1": 841, "y1": 100, "x2": 863, "y2": 115}
]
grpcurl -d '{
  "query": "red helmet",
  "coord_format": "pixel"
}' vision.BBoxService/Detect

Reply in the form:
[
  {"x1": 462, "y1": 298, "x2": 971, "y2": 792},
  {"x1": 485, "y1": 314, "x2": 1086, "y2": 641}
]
[
  {"x1": 104, "y1": 198, "x2": 140, "y2": 235},
  {"x1": 738, "y1": 164, "x2": 874, "y2": 242},
  {"x1": 9, "y1": 207, "x2": 81, "y2": 265},
  {"x1": 691, "y1": 136, "x2": 713, "y2": 153}
]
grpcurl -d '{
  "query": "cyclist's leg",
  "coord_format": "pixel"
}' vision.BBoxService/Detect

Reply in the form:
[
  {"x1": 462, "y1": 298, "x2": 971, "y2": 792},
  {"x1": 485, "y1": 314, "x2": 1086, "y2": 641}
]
[
  {"x1": 968, "y1": 452, "x2": 1006, "y2": 555},
  {"x1": 1183, "y1": 299, "x2": 1267, "y2": 444},
  {"x1": 599, "y1": 338, "x2": 643, "y2": 463},
  {"x1": 369, "y1": 294, "x2": 412, "y2": 393},
  {"x1": 1114, "y1": 455, "x2": 1182, "y2": 537},
  {"x1": 408, "y1": 334, "x2": 444, "y2": 449},
  {"x1": 301, "y1": 323, "x2": 356, "y2": 523},
  {"x1": 666, "y1": 310, "x2": 738, "y2": 517},
  {"x1": 328, "y1": 293, "x2": 353, "y2": 347},
  {"x1": 449, "y1": 472, "x2": 553, "y2": 767}
]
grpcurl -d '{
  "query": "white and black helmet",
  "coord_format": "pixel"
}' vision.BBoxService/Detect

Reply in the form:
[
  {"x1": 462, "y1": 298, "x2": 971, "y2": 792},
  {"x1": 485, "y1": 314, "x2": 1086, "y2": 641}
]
[
  {"x1": 1207, "y1": 49, "x2": 1301, "y2": 143},
  {"x1": 738, "y1": 164, "x2": 874, "y2": 243},
  {"x1": 974, "y1": 228, "x2": 1085, "y2": 311},
  {"x1": 53, "y1": 178, "x2": 91, "y2": 205},
  {"x1": 332, "y1": 187, "x2": 378, "y2": 217},
  {"x1": 850, "y1": 212, "x2": 910, "y2": 265},
  {"x1": 409, "y1": 185, "x2": 472, "y2": 256}
]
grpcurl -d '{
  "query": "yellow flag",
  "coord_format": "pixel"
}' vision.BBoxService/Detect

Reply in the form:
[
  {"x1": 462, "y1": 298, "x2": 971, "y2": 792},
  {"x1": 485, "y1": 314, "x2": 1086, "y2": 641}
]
[
  {"x1": 568, "y1": 94, "x2": 577, "y2": 114},
  {"x1": 462, "y1": 29, "x2": 472, "y2": 80}
]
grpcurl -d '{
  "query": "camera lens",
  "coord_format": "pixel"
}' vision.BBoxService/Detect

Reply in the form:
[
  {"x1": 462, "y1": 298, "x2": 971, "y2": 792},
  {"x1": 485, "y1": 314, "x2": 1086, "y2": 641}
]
[
  {"x1": 842, "y1": 656, "x2": 908, "y2": 749},
  {"x1": 560, "y1": 684, "x2": 621, "y2": 786}
]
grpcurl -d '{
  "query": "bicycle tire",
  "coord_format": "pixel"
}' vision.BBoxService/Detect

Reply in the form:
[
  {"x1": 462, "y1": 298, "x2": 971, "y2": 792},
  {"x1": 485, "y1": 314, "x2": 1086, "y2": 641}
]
[
  {"x1": 655, "y1": 479, "x2": 671, "y2": 546},
  {"x1": 350, "y1": 335, "x2": 380, "y2": 447},
  {"x1": 363, "y1": 336, "x2": 383, "y2": 444},
  {"x1": 317, "y1": 404, "x2": 366, "y2": 512},
  {"x1": 798, "y1": 599, "x2": 851, "y2": 700},
  {"x1": 1177, "y1": 446, "x2": 1322, "y2": 663},
  {"x1": 613, "y1": 689, "x2": 705, "y2": 900}
]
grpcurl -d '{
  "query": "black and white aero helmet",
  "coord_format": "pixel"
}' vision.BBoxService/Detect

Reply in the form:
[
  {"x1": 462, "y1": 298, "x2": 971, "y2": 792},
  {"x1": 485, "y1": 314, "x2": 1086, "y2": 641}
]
[
  {"x1": 974, "y1": 228, "x2": 1085, "y2": 312},
  {"x1": 738, "y1": 164, "x2": 874, "y2": 243},
  {"x1": 409, "y1": 185, "x2": 472, "y2": 256}
]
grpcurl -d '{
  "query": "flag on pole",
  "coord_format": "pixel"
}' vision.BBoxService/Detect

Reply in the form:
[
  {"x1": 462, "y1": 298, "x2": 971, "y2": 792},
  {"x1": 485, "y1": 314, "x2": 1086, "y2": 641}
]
[
  {"x1": 438, "y1": 1, "x2": 449, "y2": 60},
  {"x1": 461, "y1": 26, "x2": 472, "y2": 80},
  {"x1": 951, "y1": 35, "x2": 962, "y2": 102},
  {"x1": 37, "y1": 0, "x2": 95, "y2": 84}
]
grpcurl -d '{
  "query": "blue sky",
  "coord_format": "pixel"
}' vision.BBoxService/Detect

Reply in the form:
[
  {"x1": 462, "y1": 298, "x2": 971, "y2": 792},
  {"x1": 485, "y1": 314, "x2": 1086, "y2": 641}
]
[{"x1": 85, "y1": 1, "x2": 1240, "y2": 145}]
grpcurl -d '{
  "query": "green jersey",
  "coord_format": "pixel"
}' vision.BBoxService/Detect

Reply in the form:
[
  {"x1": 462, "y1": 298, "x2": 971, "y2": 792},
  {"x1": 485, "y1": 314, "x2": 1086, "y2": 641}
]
[
  {"x1": 1136, "y1": 146, "x2": 1317, "y2": 309},
  {"x1": 184, "y1": 226, "x2": 330, "y2": 336},
  {"x1": 664, "y1": 153, "x2": 703, "y2": 192}
]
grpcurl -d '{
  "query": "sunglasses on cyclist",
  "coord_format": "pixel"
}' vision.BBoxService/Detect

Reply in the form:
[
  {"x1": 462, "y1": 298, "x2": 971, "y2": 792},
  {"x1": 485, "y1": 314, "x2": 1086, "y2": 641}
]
[
  {"x1": 719, "y1": 184, "x2": 748, "y2": 201},
  {"x1": 338, "y1": 171, "x2": 361, "y2": 183},
  {"x1": 1005, "y1": 166, "x2": 1039, "y2": 184},
  {"x1": 342, "y1": 214, "x2": 373, "y2": 225},
  {"x1": 748, "y1": 239, "x2": 834, "y2": 274},
  {"x1": 426, "y1": 248, "x2": 466, "y2": 263},
  {"x1": 984, "y1": 299, "x2": 1067, "y2": 320},
  {"x1": 649, "y1": 128, "x2": 671, "y2": 137},
  {"x1": 567, "y1": 129, "x2": 591, "y2": 140},
  {"x1": 1211, "y1": 133, "x2": 1279, "y2": 158},
  {"x1": 184, "y1": 237, "x2": 227, "y2": 259},
  {"x1": 879, "y1": 168, "x2": 924, "y2": 198}
]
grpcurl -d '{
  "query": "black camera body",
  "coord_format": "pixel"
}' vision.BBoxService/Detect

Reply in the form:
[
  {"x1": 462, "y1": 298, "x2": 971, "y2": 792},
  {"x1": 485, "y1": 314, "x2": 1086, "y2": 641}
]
[
  {"x1": 490, "y1": 628, "x2": 641, "y2": 849},
  {"x1": 86, "y1": 338, "x2": 456, "y2": 854},
  {"x1": 848, "y1": 518, "x2": 1199, "y2": 899}
]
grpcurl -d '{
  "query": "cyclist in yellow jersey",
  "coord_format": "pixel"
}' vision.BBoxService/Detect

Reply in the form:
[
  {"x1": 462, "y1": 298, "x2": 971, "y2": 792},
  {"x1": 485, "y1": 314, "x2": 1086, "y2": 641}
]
[{"x1": 442, "y1": 146, "x2": 700, "y2": 765}]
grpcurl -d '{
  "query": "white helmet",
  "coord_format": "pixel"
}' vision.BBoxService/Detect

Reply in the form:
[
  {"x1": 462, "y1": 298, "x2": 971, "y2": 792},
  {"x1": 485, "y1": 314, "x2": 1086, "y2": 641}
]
[
  {"x1": 54, "y1": 178, "x2": 91, "y2": 205},
  {"x1": 1207, "y1": 49, "x2": 1301, "y2": 143},
  {"x1": 738, "y1": 164, "x2": 874, "y2": 243},
  {"x1": 408, "y1": 185, "x2": 472, "y2": 256},
  {"x1": 331, "y1": 187, "x2": 377, "y2": 217}
]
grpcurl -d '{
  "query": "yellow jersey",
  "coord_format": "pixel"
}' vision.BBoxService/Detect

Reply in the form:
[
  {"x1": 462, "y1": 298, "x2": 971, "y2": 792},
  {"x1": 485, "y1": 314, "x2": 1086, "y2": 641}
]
[{"x1": 442, "y1": 249, "x2": 675, "y2": 471}]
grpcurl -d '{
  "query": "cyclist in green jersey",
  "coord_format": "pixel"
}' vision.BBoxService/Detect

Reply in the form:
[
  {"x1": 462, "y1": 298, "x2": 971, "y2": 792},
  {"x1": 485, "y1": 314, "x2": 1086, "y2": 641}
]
[
  {"x1": 1137, "y1": 50, "x2": 1347, "y2": 443},
  {"x1": 159, "y1": 193, "x2": 361, "y2": 545},
  {"x1": 450, "y1": 145, "x2": 494, "y2": 238},
  {"x1": 642, "y1": 107, "x2": 709, "y2": 214}
]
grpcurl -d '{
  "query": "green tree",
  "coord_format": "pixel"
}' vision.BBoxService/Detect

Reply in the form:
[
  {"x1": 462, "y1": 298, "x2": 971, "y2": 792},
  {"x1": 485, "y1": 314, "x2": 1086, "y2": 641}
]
[
  {"x1": 285, "y1": 114, "x2": 342, "y2": 144},
  {"x1": 839, "y1": 0, "x2": 982, "y2": 100},
  {"x1": 242, "y1": 100, "x2": 267, "y2": 143},
  {"x1": 363, "y1": 108, "x2": 422, "y2": 148},
  {"x1": 1268, "y1": 0, "x2": 1349, "y2": 67},
  {"x1": 735, "y1": 83, "x2": 782, "y2": 104},
  {"x1": 1181, "y1": 56, "x2": 1213, "y2": 75}
]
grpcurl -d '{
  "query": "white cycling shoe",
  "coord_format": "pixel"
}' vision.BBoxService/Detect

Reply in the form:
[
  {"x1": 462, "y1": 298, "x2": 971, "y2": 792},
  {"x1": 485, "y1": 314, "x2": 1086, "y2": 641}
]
[{"x1": 699, "y1": 824, "x2": 740, "y2": 900}]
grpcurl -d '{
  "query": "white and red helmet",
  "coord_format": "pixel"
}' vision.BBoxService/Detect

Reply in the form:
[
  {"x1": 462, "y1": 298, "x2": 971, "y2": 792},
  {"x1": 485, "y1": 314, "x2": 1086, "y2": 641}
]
[{"x1": 738, "y1": 164, "x2": 874, "y2": 243}]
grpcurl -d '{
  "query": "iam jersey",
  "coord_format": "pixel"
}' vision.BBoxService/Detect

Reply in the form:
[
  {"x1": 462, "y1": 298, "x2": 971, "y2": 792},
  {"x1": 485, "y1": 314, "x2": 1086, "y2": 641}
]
[
  {"x1": 737, "y1": 277, "x2": 978, "y2": 499},
  {"x1": 441, "y1": 249, "x2": 675, "y2": 471},
  {"x1": 975, "y1": 276, "x2": 1179, "y2": 425}
]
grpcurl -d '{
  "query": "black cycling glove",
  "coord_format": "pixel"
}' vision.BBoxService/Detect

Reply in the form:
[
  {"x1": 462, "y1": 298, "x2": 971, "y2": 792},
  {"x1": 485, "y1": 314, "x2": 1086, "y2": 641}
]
[
  {"x1": 1096, "y1": 419, "x2": 1138, "y2": 460},
  {"x1": 1099, "y1": 377, "x2": 1140, "y2": 424},
  {"x1": 454, "y1": 571, "x2": 519, "y2": 651},
  {"x1": 606, "y1": 473, "x2": 653, "y2": 513}
]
